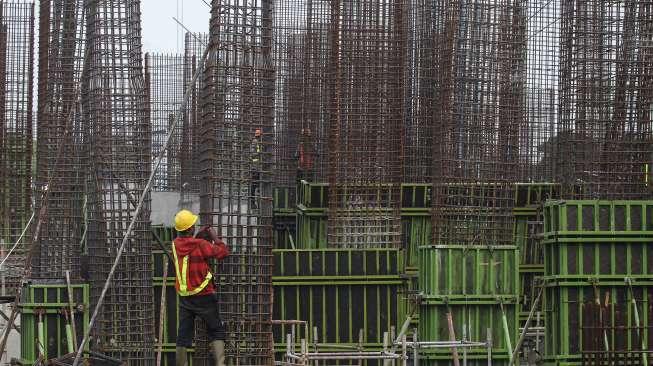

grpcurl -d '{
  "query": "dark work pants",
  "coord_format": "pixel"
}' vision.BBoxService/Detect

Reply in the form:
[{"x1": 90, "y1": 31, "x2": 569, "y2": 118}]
[{"x1": 177, "y1": 293, "x2": 226, "y2": 347}]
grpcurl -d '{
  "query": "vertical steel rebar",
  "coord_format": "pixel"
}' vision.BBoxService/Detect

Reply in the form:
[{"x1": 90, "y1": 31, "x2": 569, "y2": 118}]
[
  {"x1": 0, "y1": 0, "x2": 34, "y2": 290},
  {"x1": 430, "y1": 0, "x2": 527, "y2": 247},
  {"x1": 180, "y1": 32, "x2": 208, "y2": 200},
  {"x1": 33, "y1": 0, "x2": 86, "y2": 281},
  {"x1": 197, "y1": 0, "x2": 275, "y2": 363},
  {"x1": 83, "y1": 0, "x2": 154, "y2": 363},
  {"x1": 146, "y1": 53, "x2": 185, "y2": 192},
  {"x1": 558, "y1": 0, "x2": 653, "y2": 199},
  {"x1": 326, "y1": 0, "x2": 407, "y2": 249}
]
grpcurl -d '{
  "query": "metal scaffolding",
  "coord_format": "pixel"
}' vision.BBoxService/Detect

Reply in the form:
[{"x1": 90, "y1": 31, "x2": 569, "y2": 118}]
[
  {"x1": 33, "y1": 0, "x2": 85, "y2": 281},
  {"x1": 429, "y1": 0, "x2": 526, "y2": 246},
  {"x1": 0, "y1": 0, "x2": 34, "y2": 290},
  {"x1": 83, "y1": 0, "x2": 154, "y2": 363},
  {"x1": 145, "y1": 53, "x2": 185, "y2": 192},
  {"x1": 197, "y1": 0, "x2": 274, "y2": 363},
  {"x1": 326, "y1": 0, "x2": 407, "y2": 249},
  {"x1": 557, "y1": 0, "x2": 653, "y2": 199}
]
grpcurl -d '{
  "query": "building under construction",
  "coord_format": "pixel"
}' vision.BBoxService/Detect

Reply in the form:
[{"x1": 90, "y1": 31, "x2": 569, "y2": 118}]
[{"x1": 0, "y1": 0, "x2": 652, "y2": 365}]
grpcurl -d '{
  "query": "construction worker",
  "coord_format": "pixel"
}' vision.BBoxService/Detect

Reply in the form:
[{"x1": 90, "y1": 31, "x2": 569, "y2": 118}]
[
  {"x1": 173, "y1": 209, "x2": 230, "y2": 366},
  {"x1": 297, "y1": 127, "x2": 314, "y2": 181},
  {"x1": 250, "y1": 128, "x2": 263, "y2": 208}
]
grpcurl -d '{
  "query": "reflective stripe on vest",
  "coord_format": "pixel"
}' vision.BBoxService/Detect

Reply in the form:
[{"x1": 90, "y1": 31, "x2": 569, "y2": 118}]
[
  {"x1": 172, "y1": 242, "x2": 213, "y2": 296},
  {"x1": 252, "y1": 142, "x2": 262, "y2": 163}
]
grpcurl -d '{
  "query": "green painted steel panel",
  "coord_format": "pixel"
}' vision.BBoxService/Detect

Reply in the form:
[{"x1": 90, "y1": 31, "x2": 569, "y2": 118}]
[
  {"x1": 543, "y1": 283, "x2": 653, "y2": 363},
  {"x1": 514, "y1": 183, "x2": 561, "y2": 208},
  {"x1": 544, "y1": 238, "x2": 653, "y2": 281},
  {"x1": 402, "y1": 216, "x2": 430, "y2": 271},
  {"x1": 273, "y1": 283, "x2": 402, "y2": 345},
  {"x1": 273, "y1": 248, "x2": 402, "y2": 278},
  {"x1": 418, "y1": 301, "x2": 519, "y2": 357},
  {"x1": 401, "y1": 184, "x2": 431, "y2": 209},
  {"x1": 295, "y1": 183, "x2": 434, "y2": 249},
  {"x1": 19, "y1": 283, "x2": 90, "y2": 364},
  {"x1": 296, "y1": 214, "x2": 327, "y2": 249},
  {"x1": 514, "y1": 213, "x2": 545, "y2": 314},
  {"x1": 273, "y1": 248, "x2": 405, "y2": 346},
  {"x1": 298, "y1": 182, "x2": 328, "y2": 210},
  {"x1": 274, "y1": 186, "x2": 296, "y2": 212},
  {"x1": 543, "y1": 200, "x2": 653, "y2": 238},
  {"x1": 273, "y1": 215, "x2": 296, "y2": 249},
  {"x1": 419, "y1": 246, "x2": 519, "y2": 299}
]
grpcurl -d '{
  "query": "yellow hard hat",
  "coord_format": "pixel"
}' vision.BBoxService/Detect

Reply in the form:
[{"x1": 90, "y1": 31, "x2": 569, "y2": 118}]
[{"x1": 174, "y1": 209, "x2": 198, "y2": 232}]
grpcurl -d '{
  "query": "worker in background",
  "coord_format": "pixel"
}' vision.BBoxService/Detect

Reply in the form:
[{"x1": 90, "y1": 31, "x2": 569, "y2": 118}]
[
  {"x1": 297, "y1": 127, "x2": 314, "y2": 182},
  {"x1": 250, "y1": 128, "x2": 263, "y2": 208},
  {"x1": 173, "y1": 209, "x2": 230, "y2": 366}
]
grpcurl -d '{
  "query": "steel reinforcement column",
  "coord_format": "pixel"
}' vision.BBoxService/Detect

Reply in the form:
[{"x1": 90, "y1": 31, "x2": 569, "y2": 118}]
[
  {"x1": 84, "y1": 0, "x2": 154, "y2": 363},
  {"x1": 197, "y1": 0, "x2": 275, "y2": 364},
  {"x1": 0, "y1": 0, "x2": 34, "y2": 291}
]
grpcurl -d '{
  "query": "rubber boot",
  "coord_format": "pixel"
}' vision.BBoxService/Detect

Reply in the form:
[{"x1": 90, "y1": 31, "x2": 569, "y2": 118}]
[
  {"x1": 176, "y1": 346, "x2": 188, "y2": 366},
  {"x1": 210, "y1": 340, "x2": 226, "y2": 366}
]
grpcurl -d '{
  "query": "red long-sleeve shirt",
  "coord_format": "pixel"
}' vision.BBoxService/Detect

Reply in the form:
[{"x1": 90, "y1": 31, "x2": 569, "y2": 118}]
[{"x1": 172, "y1": 236, "x2": 229, "y2": 296}]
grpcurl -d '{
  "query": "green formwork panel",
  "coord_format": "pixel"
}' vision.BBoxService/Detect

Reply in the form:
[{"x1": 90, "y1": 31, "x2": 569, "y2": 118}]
[
  {"x1": 401, "y1": 184, "x2": 431, "y2": 210},
  {"x1": 402, "y1": 216, "x2": 430, "y2": 272},
  {"x1": 418, "y1": 246, "x2": 519, "y2": 299},
  {"x1": 544, "y1": 282, "x2": 653, "y2": 365},
  {"x1": 19, "y1": 282, "x2": 90, "y2": 364},
  {"x1": 273, "y1": 284, "x2": 402, "y2": 345},
  {"x1": 515, "y1": 216, "x2": 545, "y2": 308},
  {"x1": 296, "y1": 213, "x2": 327, "y2": 249},
  {"x1": 273, "y1": 248, "x2": 405, "y2": 346},
  {"x1": 273, "y1": 248, "x2": 402, "y2": 278},
  {"x1": 153, "y1": 280, "x2": 211, "y2": 350},
  {"x1": 514, "y1": 183, "x2": 561, "y2": 209},
  {"x1": 543, "y1": 238, "x2": 653, "y2": 281},
  {"x1": 419, "y1": 299, "x2": 519, "y2": 357},
  {"x1": 543, "y1": 200, "x2": 653, "y2": 238},
  {"x1": 514, "y1": 216, "x2": 544, "y2": 267},
  {"x1": 152, "y1": 225, "x2": 177, "y2": 245},
  {"x1": 273, "y1": 215, "x2": 296, "y2": 249},
  {"x1": 153, "y1": 279, "x2": 180, "y2": 347},
  {"x1": 299, "y1": 181, "x2": 433, "y2": 211},
  {"x1": 298, "y1": 182, "x2": 328, "y2": 210},
  {"x1": 274, "y1": 186, "x2": 296, "y2": 212}
]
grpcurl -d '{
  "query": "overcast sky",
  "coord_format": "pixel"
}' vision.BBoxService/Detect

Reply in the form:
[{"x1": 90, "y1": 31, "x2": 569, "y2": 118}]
[{"x1": 141, "y1": 0, "x2": 210, "y2": 53}]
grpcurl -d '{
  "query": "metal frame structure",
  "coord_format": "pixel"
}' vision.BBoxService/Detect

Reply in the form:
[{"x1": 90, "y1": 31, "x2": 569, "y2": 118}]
[
  {"x1": 197, "y1": 0, "x2": 275, "y2": 363},
  {"x1": 145, "y1": 53, "x2": 185, "y2": 192},
  {"x1": 0, "y1": 0, "x2": 34, "y2": 291},
  {"x1": 33, "y1": 0, "x2": 86, "y2": 281},
  {"x1": 83, "y1": 0, "x2": 154, "y2": 363},
  {"x1": 180, "y1": 32, "x2": 208, "y2": 198},
  {"x1": 326, "y1": 0, "x2": 406, "y2": 249},
  {"x1": 557, "y1": 0, "x2": 653, "y2": 200}
]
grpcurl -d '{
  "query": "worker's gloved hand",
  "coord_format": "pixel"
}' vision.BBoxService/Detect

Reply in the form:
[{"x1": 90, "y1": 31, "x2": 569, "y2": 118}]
[
  {"x1": 197, "y1": 225, "x2": 221, "y2": 243},
  {"x1": 195, "y1": 226, "x2": 212, "y2": 241}
]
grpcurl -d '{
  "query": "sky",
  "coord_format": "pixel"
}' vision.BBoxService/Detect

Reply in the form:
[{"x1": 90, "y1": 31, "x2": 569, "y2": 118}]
[{"x1": 141, "y1": 0, "x2": 210, "y2": 53}]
